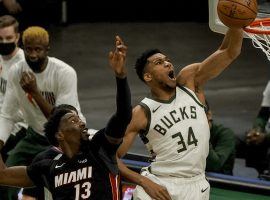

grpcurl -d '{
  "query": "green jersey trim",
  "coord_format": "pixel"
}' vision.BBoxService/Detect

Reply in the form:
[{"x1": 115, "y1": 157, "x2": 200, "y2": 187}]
[
  {"x1": 138, "y1": 102, "x2": 151, "y2": 140},
  {"x1": 178, "y1": 86, "x2": 205, "y2": 108}
]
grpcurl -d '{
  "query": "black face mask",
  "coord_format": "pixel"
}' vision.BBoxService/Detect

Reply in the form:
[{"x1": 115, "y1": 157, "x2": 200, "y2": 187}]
[
  {"x1": 25, "y1": 57, "x2": 45, "y2": 73},
  {"x1": 0, "y1": 42, "x2": 16, "y2": 56}
]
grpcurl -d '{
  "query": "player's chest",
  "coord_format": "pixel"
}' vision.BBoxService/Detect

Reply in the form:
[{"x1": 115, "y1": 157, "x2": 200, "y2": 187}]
[
  {"x1": 49, "y1": 157, "x2": 111, "y2": 199},
  {"x1": 51, "y1": 155, "x2": 108, "y2": 187}
]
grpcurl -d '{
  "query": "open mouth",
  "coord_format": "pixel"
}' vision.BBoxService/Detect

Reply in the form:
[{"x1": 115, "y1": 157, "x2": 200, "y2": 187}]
[
  {"x1": 168, "y1": 70, "x2": 176, "y2": 80},
  {"x1": 82, "y1": 128, "x2": 89, "y2": 134}
]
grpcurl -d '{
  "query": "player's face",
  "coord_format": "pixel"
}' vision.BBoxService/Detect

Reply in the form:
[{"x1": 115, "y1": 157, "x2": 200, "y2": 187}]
[
  {"x1": 59, "y1": 112, "x2": 88, "y2": 146},
  {"x1": 0, "y1": 25, "x2": 19, "y2": 55},
  {"x1": 145, "y1": 53, "x2": 176, "y2": 89},
  {"x1": 24, "y1": 40, "x2": 49, "y2": 72}
]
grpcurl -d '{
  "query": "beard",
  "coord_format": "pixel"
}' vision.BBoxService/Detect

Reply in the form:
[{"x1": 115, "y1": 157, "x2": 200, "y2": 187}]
[{"x1": 25, "y1": 57, "x2": 46, "y2": 72}]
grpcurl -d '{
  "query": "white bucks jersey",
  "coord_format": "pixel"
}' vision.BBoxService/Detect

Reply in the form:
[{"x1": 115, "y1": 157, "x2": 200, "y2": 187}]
[{"x1": 139, "y1": 86, "x2": 210, "y2": 178}]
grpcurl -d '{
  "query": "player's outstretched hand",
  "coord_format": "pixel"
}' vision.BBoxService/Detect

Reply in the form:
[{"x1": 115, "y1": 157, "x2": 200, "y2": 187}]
[
  {"x1": 109, "y1": 35, "x2": 127, "y2": 78},
  {"x1": 141, "y1": 176, "x2": 172, "y2": 200}
]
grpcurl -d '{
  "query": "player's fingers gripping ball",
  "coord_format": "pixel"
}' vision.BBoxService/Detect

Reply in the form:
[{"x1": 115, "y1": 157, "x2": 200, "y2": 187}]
[{"x1": 217, "y1": 0, "x2": 258, "y2": 28}]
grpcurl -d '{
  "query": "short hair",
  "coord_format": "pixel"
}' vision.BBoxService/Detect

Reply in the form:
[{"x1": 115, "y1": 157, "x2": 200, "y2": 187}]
[
  {"x1": 135, "y1": 49, "x2": 162, "y2": 82},
  {"x1": 22, "y1": 26, "x2": 49, "y2": 46},
  {"x1": 44, "y1": 108, "x2": 73, "y2": 146},
  {"x1": 0, "y1": 15, "x2": 19, "y2": 33},
  {"x1": 51, "y1": 104, "x2": 78, "y2": 115}
]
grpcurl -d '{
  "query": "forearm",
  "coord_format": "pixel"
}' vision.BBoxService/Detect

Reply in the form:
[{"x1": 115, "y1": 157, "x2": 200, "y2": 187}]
[
  {"x1": 193, "y1": 29, "x2": 243, "y2": 86},
  {"x1": 116, "y1": 77, "x2": 132, "y2": 118},
  {"x1": 219, "y1": 28, "x2": 243, "y2": 59},
  {"x1": 105, "y1": 77, "x2": 132, "y2": 139},
  {"x1": 31, "y1": 91, "x2": 53, "y2": 119},
  {"x1": 0, "y1": 166, "x2": 34, "y2": 188},
  {"x1": 117, "y1": 158, "x2": 146, "y2": 186}
]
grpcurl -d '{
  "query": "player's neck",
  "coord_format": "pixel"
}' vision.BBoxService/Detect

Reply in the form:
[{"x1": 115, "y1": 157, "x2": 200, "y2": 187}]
[
  {"x1": 60, "y1": 142, "x2": 80, "y2": 159},
  {"x1": 151, "y1": 87, "x2": 175, "y2": 101}
]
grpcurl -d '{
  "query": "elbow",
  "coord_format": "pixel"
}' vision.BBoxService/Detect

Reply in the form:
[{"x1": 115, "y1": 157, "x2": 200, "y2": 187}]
[{"x1": 227, "y1": 48, "x2": 241, "y2": 61}]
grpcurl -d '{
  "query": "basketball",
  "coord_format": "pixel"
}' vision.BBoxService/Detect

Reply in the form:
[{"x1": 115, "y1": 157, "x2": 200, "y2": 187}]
[{"x1": 217, "y1": 0, "x2": 257, "y2": 28}]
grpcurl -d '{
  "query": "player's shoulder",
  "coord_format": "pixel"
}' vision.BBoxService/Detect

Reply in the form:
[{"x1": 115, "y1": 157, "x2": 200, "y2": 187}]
[
  {"x1": 133, "y1": 104, "x2": 147, "y2": 115},
  {"x1": 48, "y1": 57, "x2": 76, "y2": 72},
  {"x1": 8, "y1": 59, "x2": 25, "y2": 75},
  {"x1": 32, "y1": 146, "x2": 61, "y2": 163},
  {"x1": 129, "y1": 104, "x2": 148, "y2": 128}
]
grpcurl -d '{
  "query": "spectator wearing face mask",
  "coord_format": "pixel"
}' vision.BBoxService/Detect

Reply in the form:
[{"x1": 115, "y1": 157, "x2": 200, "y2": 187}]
[
  {"x1": 0, "y1": 15, "x2": 27, "y2": 164},
  {"x1": 0, "y1": 26, "x2": 85, "y2": 200}
]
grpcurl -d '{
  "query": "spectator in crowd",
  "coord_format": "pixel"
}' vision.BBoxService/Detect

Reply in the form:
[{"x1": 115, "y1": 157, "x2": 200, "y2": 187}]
[
  {"x1": 0, "y1": 26, "x2": 84, "y2": 200},
  {"x1": 205, "y1": 101, "x2": 236, "y2": 175},
  {"x1": 0, "y1": 15, "x2": 27, "y2": 162},
  {"x1": 236, "y1": 81, "x2": 270, "y2": 178},
  {"x1": 0, "y1": 0, "x2": 60, "y2": 31}
]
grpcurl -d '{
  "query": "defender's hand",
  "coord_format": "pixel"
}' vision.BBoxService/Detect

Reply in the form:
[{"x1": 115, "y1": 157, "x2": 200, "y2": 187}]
[
  {"x1": 20, "y1": 71, "x2": 39, "y2": 95},
  {"x1": 108, "y1": 35, "x2": 127, "y2": 78},
  {"x1": 141, "y1": 177, "x2": 172, "y2": 200}
]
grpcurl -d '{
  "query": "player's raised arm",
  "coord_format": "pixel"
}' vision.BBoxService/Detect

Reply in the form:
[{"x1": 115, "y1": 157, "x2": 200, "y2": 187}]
[
  {"x1": 177, "y1": 28, "x2": 243, "y2": 92},
  {"x1": 109, "y1": 35, "x2": 128, "y2": 78},
  {"x1": 104, "y1": 35, "x2": 132, "y2": 144}
]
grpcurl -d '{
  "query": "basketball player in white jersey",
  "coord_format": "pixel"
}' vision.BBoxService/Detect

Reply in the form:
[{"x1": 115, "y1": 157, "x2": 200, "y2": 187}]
[
  {"x1": 117, "y1": 28, "x2": 243, "y2": 200},
  {"x1": 0, "y1": 26, "x2": 85, "y2": 200}
]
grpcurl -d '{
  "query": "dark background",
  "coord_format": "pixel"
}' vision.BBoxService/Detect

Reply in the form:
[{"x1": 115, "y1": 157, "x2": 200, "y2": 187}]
[
  {"x1": 0, "y1": 0, "x2": 210, "y2": 28},
  {"x1": 66, "y1": 0, "x2": 209, "y2": 23}
]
